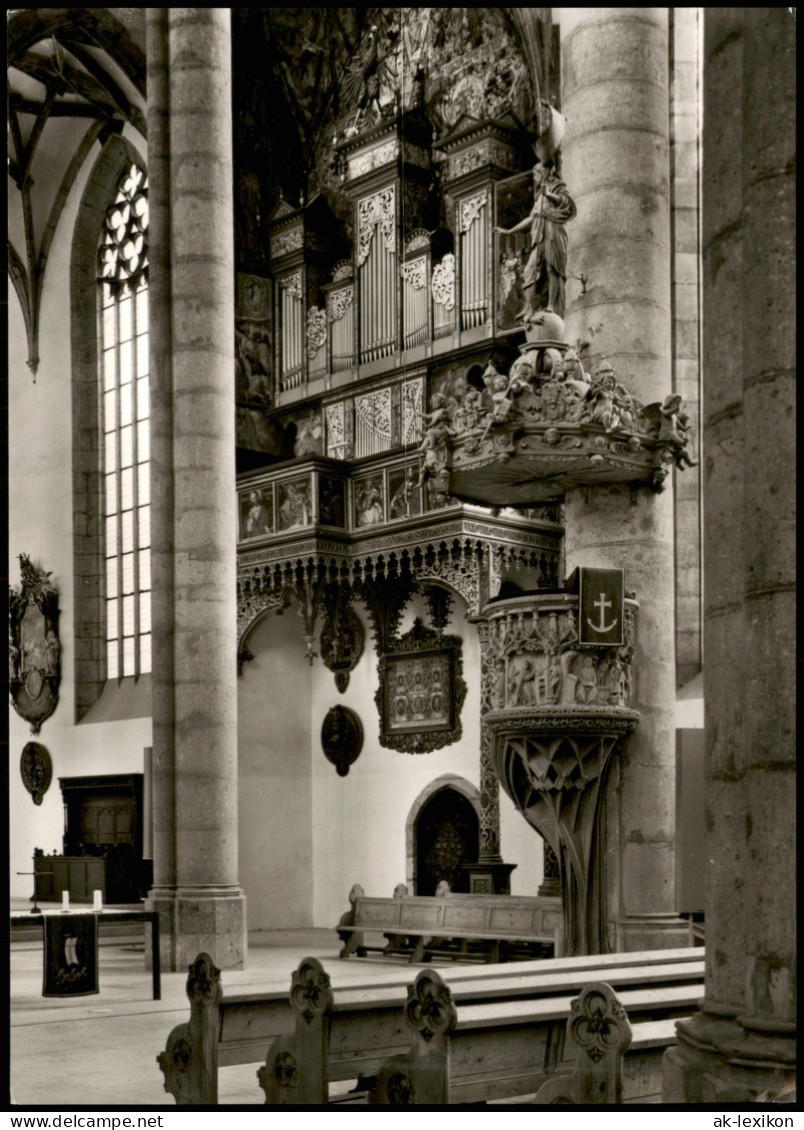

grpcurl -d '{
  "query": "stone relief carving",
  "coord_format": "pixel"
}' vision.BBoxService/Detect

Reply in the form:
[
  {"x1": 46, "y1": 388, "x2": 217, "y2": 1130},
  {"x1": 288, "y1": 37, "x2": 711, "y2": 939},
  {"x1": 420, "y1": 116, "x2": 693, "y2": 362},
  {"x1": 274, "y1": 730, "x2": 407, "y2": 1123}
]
[
  {"x1": 357, "y1": 187, "x2": 396, "y2": 267},
  {"x1": 348, "y1": 138, "x2": 399, "y2": 180},
  {"x1": 416, "y1": 393, "x2": 454, "y2": 490},
  {"x1": 402, "y1": 258, "x2": 427, "y2": 289},
  {"x1": 459, "y1": 192, "x2": 488, "y2": 234},
  {"x1": 280, "y1": 271, "x2": 302, "y2": 300},
  {"x1": 448, "y1": 140, "x2": 518, "y2": 183},
  {"x1": 401, "y1": 377, "x2": 424, "y2": 446},
  {"x1": 9, "y1": 554, "x2": 61, "y2": 734},
  {"x1": 270, "y1": 226, "x2": 304, "y2": 260},
  {"x1": 484, "y1": 589, "x2": 639, "y2": 956},
  {"x1": 428, "y1": 336, "x2": 698, "y2": 497},
  {"x1": 329, "y1": 286, "x2": 354, "y2": 321},
  {"x1": 431, "y1": 253, "x2": 455, "y2": 310},
  {"x1": 306, "y1": 307, "x2": 327, "y2": 359},
  {"x1": 406, "y1": 230, "x2": 430, "y2": 253},
  {"x1": 20, "y1": 741, "x2": 52, "y2": 805},
  {"x1": 325, "y1": 401, "x2": 353, "y2": 460}
]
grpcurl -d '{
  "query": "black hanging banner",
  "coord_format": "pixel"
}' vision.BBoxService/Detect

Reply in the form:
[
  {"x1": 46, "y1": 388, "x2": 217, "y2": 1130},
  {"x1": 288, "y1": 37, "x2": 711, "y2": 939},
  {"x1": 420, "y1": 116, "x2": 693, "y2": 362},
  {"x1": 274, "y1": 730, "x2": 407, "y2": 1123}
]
[
  {"x1": 43, "y1": 913, "x2": 99, "y2": 997},
  {"x1": 578, "y1": 567, "x2": 624, "y2": 647}
]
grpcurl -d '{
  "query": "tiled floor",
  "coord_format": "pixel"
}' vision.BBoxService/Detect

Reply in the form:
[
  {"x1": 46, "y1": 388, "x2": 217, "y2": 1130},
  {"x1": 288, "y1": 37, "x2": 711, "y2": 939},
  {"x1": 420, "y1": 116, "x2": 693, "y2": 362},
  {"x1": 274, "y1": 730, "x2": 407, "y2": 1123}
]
[{"x1": 9, "y1": 903, "x2": 411, "y2": 1109}]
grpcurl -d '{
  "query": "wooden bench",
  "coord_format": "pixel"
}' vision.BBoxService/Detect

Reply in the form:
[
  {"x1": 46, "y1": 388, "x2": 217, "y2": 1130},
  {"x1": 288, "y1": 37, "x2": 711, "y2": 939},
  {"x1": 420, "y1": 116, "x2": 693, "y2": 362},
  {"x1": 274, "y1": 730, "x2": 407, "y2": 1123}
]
[
  {"x1": 157, "y1": 952, "x2": 434, "y2": 1104},
  {"x1": 258, "y1": 950, "x2": 703, "y2": 1106},
  {"x1": 337, "y1": 883, "x2": 564, "y2": 963},
  {"x1": 371, "y1": 968, "x2": 703, "y2": 1105}
]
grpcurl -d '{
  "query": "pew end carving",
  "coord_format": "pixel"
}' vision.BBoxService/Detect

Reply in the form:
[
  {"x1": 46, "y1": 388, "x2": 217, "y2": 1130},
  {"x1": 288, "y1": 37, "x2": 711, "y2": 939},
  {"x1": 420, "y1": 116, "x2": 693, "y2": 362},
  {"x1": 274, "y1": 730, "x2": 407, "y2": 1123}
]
[
  {"x1": 157, "y1": 952, "x2": 222, "y2": 1105},
  {"x1": 259, "y1": 957, "x2": 334, "y2": 1105},
  {"x1": 534, "y1": 981, "x2": 633, "y2": 1105}
]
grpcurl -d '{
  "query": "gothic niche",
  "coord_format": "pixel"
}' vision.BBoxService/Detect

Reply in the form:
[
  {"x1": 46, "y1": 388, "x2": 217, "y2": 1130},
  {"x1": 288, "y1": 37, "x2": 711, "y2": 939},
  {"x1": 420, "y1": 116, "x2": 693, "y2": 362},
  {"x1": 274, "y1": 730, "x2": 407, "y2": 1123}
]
[
  {"x1": 376, "y1": 618, "x2": 467, "y2": 755},
  {"x1": 321, "y1": 705, "x2": 364, "y2": 777},
  {"x1": 9, "y1": 554, "x2": 61, "y2": 734}
]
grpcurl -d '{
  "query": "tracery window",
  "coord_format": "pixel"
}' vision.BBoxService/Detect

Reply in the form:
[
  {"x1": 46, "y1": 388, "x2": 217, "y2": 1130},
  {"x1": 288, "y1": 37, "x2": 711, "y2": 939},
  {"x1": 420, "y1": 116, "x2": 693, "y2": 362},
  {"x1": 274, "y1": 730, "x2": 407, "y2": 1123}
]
[{"x1": 98, "y1": 164, "x2": 151, "y2": 678}]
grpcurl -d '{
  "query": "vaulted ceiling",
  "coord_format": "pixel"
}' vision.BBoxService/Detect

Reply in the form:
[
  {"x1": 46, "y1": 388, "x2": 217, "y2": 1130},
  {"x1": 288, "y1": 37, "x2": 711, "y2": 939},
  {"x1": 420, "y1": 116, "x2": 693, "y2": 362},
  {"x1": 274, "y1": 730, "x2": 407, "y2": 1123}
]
[
  {"x1": 7, "y1": 8, "x2": 146, "y2": 375},
  {"x1": 8, "y1": 8, "x2": 554, "y2": 373}
]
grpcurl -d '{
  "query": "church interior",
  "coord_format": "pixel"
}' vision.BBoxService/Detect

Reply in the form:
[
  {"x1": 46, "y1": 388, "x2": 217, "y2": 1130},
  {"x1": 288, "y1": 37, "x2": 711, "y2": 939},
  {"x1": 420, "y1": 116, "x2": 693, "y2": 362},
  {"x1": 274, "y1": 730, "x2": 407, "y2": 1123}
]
[{"x1": 8, "y1": 7, "x2": 795, "y2": 1107}]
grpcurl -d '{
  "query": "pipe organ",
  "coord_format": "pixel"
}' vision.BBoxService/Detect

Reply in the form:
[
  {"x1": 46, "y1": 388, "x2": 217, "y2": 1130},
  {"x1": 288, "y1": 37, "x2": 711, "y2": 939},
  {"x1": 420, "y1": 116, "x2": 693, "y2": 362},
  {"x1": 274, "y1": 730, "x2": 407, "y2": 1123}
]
[
  {"x1": 236, "y1": 110, "x2": 537, "y2": 482},
  {"x1": 258, "y1": 113, "x2": 532, "y2": 417},
  {"x1": 458, "y1": 190, "x2": 490, "y2": 331}
]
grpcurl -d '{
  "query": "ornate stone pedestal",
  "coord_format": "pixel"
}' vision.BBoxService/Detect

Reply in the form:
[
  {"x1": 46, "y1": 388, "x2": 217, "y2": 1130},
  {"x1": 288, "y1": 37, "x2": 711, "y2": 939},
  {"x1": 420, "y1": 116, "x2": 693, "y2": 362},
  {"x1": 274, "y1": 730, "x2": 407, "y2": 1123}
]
[{"x1": 481, "y1": 591, "x2": 639, "y2": 955}]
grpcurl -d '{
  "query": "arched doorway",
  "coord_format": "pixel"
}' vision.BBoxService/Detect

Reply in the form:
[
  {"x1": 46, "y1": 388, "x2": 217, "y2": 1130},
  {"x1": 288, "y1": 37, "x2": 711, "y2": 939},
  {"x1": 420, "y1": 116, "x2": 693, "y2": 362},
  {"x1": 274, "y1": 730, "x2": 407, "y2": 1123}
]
[{"x1": 412, "y1": 784, "x2": 480, "y2": 895}]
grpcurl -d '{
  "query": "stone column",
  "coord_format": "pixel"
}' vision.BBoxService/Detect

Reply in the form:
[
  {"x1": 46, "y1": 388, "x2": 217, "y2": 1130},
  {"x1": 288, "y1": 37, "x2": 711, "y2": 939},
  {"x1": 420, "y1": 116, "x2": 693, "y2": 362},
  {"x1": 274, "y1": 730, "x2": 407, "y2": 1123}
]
[
  {"x1": 556, "y1": 8, "x2": 687, "y2": 950},
  {"x1": 146, "y1": 8, "x2": 246, "y2": 970},
  {"x1": 664, "y1": 8, "x2": 796, "y2": 1101},
  {"x1": 670, "y1": 8, "x2": 703, "y2": 689}
]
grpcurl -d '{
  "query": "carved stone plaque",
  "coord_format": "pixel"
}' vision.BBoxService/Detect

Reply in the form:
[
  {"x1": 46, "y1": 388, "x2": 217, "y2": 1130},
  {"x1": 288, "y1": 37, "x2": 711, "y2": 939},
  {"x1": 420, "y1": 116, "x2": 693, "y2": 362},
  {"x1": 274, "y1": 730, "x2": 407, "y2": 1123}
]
[{"x1": 20, "y1": 741, "x2": 52, "y2": 805}]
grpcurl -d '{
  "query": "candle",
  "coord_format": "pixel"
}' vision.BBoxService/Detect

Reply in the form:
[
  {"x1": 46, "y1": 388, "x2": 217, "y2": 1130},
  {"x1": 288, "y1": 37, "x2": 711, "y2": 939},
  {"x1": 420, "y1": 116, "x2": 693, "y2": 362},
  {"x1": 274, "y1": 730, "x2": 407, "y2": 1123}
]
[
  {"x1": 62, "y1": 891, "x2": 70, "y2": 911},
  {"x1": 93, "y1": 890, "x2": 103, "y2": 911}
]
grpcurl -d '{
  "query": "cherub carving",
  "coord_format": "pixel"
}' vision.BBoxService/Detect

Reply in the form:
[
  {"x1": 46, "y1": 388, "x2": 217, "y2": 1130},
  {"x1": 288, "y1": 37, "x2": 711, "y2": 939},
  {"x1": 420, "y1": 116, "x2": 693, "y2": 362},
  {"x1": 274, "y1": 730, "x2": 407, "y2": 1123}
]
[{"x1": 416, "y1": 394, "x2": 454, "y2": 486}]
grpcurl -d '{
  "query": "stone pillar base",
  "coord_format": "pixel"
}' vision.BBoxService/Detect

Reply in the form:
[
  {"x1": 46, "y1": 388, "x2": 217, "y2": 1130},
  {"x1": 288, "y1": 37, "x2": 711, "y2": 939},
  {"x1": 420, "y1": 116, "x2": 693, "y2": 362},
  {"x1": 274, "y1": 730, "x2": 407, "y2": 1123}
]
[
  {"x1": 612, "y1": 913, "x2": 692, "y2": 952},
  {"x1": 663, "y1": 1010, "x2": 796, "y2": 1103},
  {"x1": 147, "y1": 886, "x2": 247, "y2": 971}
]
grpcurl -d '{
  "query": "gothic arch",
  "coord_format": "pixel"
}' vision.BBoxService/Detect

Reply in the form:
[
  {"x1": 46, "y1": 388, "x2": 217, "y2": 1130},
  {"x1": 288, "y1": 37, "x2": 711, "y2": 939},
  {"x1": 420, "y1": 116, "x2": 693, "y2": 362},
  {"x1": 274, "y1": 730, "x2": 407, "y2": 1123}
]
[
  {"x1": 405, "y1": 774, "x2": 481, "y2": 892},
  {"x1": 71, "y1": 133, "x2": 147, "y2": 718}
]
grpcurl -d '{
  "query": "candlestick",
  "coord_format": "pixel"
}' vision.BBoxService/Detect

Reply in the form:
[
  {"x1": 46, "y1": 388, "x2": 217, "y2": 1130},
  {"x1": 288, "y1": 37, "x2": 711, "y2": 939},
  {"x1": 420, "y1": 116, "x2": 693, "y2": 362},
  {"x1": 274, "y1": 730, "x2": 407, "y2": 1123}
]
[{"x1": 93, "y1": 890, "x2": 102, "y2": 911}]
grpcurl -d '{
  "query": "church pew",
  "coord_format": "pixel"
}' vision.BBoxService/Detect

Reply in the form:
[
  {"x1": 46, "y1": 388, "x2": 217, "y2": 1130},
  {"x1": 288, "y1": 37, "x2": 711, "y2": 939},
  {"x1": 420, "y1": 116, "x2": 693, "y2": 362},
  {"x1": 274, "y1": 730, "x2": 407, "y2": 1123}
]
[
  {"x1": 158, "y1": 952, "x2": 429, "y2": 1104},
  {"x1": 258, "y1": 951, "x2": 703, "y2": 1106},
  {"x1": 371, "y1": 969, "x2": 702, "y2": 1106},
  {"x1": 337, "y1": 883, "x2": 564, "y2": 963},
  {"x1": 158, "y1": 947, "x2": 701, "y2": 1104}
]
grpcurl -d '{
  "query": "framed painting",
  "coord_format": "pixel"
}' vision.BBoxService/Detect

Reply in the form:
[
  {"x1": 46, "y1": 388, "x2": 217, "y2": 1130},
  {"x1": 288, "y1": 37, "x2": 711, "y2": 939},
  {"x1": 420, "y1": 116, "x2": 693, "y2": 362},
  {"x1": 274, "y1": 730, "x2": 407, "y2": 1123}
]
[
  {"x1": 239, "y1": 486, "x2": 274, "y2": 540},
  {"x1": 376, "y1": 620, "x2": 466, "y2": 754}
]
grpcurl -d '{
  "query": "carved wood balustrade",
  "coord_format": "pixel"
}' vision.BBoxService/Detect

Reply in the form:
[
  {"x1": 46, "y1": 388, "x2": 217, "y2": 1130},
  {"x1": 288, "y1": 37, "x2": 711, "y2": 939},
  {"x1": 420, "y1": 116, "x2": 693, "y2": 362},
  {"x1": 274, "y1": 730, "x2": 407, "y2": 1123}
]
[{"x1": 481, "y1": 591, "x2": 640, "y2": 957}]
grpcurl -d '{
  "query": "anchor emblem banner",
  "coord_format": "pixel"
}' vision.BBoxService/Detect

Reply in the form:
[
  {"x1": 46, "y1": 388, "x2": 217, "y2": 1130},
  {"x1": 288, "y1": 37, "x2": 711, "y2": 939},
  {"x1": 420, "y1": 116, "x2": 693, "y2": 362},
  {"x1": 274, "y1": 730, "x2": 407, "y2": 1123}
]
[{"x1": 579, "y1": 567, "x2": 624, "y2": 646}]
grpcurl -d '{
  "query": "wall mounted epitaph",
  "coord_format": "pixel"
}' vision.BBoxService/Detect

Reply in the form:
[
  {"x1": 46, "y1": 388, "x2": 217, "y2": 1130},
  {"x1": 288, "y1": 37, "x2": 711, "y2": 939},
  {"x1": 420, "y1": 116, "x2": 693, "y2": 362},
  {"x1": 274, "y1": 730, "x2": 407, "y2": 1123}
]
[
  {"x1": 20, "y1": 741, "x2": 53, "y2": 805},
  {"x1": 376, "y1": 619, "x2": 467, "y2": 754},
  {"x1": 320, "y1": 597, "x2": 364, "y2": 693},
  {"x1": 321, "y1": 705, "x2": 364, "y2": 777},
  {"x1": 9, "y1": 554, "x2": 61, "y2": 733}
]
